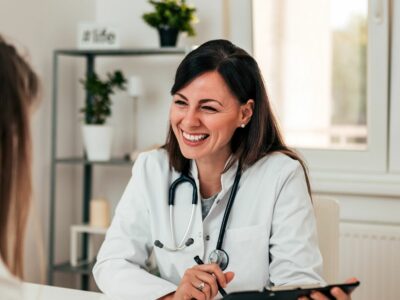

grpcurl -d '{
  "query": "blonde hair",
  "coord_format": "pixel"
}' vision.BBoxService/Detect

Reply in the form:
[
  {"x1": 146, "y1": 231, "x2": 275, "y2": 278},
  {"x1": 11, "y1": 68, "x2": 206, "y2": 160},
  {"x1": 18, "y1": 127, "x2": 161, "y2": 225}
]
[{"x1": 0, "y1": 35, "x2": 39, "y2": 278}]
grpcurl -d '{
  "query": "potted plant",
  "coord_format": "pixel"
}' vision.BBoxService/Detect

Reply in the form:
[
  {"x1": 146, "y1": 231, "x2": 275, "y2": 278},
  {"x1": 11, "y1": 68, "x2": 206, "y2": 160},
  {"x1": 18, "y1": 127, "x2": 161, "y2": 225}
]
[
  {"x1": 142, "y1": 0, "x2": 197, "y2": 47},
  {"x1": 80, "y1": 70, "x2": 127, "y2": 161}
]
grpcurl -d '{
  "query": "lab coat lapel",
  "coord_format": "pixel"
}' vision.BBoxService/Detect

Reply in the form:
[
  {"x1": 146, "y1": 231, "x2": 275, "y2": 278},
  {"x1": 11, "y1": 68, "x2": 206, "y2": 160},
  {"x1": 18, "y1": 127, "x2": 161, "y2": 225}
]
[
  {"x1": 220, "y1": 159, "x2": 239, "y2": 198},
  {"x1": 189, "y1": 157, "x2": 239, "y2": 201}
]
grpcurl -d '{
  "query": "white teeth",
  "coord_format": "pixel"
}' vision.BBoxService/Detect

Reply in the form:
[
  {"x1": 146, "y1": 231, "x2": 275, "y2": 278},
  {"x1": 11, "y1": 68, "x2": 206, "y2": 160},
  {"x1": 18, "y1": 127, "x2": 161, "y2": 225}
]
[{"x1": 182, "y1": 131, "x2": 208, "y2": 142}]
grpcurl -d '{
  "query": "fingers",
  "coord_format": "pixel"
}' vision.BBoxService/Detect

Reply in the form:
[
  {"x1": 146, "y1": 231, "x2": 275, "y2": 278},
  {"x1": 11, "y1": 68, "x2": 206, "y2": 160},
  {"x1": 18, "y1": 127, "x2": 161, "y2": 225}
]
[
  {"x1": 330, "y1": 287, "x2": 351, "y2": 300},
  {"x1": 193, "y1": 263, "x2": 227, "y2": 288},
  {"x1": 327, "y1": 277, "x2": 358, "y2": 300},
  {"x1": 224, "y1": 271, "x2": 235, "y2": 284},
  {"x1": 188, "y1": 282, "x2": 206, "y2": 300},
  {"x1": 195, "y1": 272, "x2": 218, "y2": 297},
  {"x1": 190, "y1": 279, "x2": 211, "y2": 300},
  {"x1": 176, "y1": 264, "x2": 234, "y2": 300},
  {"x1": 309, "y1": 290, "x2": 351, "y2": 300},
  {"x1": 345, "y1": 277, "x2": 358, "y2": 284},
  {"x1": 311, "y1": 291, "x2": 328, "y2": 299},
  {"x1": 178, "y1": 281, "x2": 205, "y2": 300},
  {"x1": 178, "y1": 267, "x2": 221, "y2": 300}
]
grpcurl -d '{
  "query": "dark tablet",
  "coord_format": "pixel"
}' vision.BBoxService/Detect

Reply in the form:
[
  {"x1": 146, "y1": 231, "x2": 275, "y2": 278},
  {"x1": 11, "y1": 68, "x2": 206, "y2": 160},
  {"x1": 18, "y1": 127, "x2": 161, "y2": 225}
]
[{"x1": 223, "y1": 281, "x2": 360, "y2": 300}]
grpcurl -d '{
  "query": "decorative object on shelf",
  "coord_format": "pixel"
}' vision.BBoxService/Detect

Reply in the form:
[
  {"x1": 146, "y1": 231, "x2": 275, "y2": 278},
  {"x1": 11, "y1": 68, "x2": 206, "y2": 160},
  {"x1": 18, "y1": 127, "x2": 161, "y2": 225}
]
[
  {"x1": 128, "y1": 76, "x2": 143, "y2": 98},
  {"x1": 128, "y1": 76, "x2": 143, "y2": 150},
  {"x1": 70, "y1": 224, "x2": 107, "y2": 267},
  {"x1": 80, "y1": 70, "x2": 127, "y2": 161},
  {"x1": 82, "y1": 125, "x2": 113, "y2": 161},
  {"x1": 90, "y1": 198, "x2": 110, "y2": 228},
  {"x1": 77, "y1": 23, "x2": 120, "y2": 50},
  {"x1": 142, "y1": 0, "x2": 198, "y2": 47}
]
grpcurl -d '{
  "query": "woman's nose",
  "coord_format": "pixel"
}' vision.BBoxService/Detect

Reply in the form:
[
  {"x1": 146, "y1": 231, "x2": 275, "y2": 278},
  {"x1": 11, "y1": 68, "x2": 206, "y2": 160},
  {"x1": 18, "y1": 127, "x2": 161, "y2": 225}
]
[{"x1": 181, "y1": 108, "x2": 201, "y2": 127}]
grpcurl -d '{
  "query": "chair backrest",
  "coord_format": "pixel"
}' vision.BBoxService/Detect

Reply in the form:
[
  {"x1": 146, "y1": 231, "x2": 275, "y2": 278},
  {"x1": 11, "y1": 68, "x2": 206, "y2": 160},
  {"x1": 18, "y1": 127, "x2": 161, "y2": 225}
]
[{"x1": 313, "y1": 197, "x2": 340, "y2": 283}]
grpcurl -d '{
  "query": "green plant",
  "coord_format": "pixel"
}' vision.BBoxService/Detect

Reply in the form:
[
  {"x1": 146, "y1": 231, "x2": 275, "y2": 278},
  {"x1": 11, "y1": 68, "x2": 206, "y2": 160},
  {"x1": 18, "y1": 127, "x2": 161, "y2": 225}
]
[
  {"x1": 142, "y1": 0, "x2": 197, "y2": 36},
  {"x1": 80, "y1": 70, "x2": 127, "y2": 125}
]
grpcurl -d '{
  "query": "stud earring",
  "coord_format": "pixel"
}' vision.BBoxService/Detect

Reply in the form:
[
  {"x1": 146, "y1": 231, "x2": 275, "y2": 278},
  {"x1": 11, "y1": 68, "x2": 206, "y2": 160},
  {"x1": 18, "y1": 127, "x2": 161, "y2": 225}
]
[{"x1": 240, "y1": 124, "x2": 246, "y2": 128}]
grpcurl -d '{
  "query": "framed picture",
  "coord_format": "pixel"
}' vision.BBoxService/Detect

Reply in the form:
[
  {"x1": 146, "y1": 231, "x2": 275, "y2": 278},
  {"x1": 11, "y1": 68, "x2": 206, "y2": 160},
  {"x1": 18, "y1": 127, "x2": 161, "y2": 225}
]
[{"x1": 77, "y1": 23, "x2": 120, "y2": 49}]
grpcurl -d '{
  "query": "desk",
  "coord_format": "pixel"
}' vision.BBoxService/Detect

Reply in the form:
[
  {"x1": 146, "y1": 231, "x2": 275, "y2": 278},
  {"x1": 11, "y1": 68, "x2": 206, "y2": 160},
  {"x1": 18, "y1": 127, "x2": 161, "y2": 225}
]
[{"x1": 22, "y1": 283, "x2": 110, "y2": 300}]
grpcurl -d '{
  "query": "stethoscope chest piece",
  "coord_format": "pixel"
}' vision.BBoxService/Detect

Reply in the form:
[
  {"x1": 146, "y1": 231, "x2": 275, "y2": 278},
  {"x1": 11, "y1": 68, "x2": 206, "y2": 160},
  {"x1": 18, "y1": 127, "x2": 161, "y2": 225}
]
[{"x1": 208, "y1": 249, "x2": 229, "y2": 271}]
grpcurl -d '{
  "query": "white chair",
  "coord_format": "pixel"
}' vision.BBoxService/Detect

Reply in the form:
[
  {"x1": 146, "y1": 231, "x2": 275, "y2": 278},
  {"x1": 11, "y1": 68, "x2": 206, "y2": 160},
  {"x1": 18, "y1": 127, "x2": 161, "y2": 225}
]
[{"x1": 313, "y1": 197, "x2": 340, "y2": 283}]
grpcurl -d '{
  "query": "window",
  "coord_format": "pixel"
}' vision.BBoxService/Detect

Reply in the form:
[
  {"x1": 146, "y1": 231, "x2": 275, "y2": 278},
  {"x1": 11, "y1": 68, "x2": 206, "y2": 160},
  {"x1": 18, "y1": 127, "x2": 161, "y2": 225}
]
[
  {"x1": 389, "y1": 0, "x2": 400, "y2": 173},
  {"x1": 251, "y1": 0, "x2": 389, "y2": 172}
]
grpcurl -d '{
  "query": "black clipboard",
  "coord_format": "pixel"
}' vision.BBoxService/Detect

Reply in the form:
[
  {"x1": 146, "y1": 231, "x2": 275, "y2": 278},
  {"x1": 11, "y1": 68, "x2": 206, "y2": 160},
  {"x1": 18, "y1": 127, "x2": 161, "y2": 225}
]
[{"x1": 223, "y1": 281, "x2": 360, "y2": 300}]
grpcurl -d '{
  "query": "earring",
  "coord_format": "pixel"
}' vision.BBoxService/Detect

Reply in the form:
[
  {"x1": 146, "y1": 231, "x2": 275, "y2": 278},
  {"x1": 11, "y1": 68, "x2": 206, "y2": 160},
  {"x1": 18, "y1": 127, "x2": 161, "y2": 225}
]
[{"x1": 240, "y1": 124, "x2": 246, "y2": 128}]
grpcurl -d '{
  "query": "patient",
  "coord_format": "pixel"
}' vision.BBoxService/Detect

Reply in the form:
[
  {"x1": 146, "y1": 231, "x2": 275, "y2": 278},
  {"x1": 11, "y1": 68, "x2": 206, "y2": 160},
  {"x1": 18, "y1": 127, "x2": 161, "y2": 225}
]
[{"x1": 0, "y1": 34, "x2": 39, "y2": 299}]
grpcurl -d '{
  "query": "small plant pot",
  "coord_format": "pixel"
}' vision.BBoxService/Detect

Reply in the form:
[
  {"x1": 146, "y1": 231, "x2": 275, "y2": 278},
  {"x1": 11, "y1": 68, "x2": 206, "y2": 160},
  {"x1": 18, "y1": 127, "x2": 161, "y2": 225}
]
[
  {"x1": 82, "y1": 125, "x2": 113, "y2": 161},
  {"x1": 158, "y1": 27, "x2": 179, "y2": 47}
]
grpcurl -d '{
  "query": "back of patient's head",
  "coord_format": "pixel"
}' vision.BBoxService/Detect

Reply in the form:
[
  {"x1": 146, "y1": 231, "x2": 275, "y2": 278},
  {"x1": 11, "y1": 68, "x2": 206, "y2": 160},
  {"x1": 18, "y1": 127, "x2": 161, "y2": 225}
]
[{"x1": 0, "y1": 34, "x2": 39, "y2": 278}]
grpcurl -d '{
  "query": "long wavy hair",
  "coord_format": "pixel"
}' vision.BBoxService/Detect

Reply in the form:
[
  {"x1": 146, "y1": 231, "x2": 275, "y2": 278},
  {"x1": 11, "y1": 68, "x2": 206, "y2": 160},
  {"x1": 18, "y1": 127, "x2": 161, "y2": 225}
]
[
  {"x1": 0, "y1": 35, "x2": 39, "y2": 278},
  {"x1": 164, "y1": 39, "x2": 311, "y2": 195}
]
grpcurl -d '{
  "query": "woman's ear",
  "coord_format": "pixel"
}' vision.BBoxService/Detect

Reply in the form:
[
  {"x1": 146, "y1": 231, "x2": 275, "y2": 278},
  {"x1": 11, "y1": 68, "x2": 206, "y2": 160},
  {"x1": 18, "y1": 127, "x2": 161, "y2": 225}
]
[{"x1": 240, "y1": 99, "x2": 254, "y2": 126}]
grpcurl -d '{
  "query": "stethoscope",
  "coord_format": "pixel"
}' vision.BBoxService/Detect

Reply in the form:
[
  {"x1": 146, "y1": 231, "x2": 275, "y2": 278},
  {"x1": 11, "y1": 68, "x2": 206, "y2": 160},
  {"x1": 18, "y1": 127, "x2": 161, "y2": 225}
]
[{"x1": 154, "y1": 165, "x2": 242, "y2": 271}]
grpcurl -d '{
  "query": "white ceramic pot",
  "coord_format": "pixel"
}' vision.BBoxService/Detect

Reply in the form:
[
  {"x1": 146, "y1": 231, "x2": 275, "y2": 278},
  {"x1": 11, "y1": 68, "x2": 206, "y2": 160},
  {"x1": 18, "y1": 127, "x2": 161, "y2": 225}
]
[{"x1": 82, "y1": 125, "x2": 113, "y2": 161}]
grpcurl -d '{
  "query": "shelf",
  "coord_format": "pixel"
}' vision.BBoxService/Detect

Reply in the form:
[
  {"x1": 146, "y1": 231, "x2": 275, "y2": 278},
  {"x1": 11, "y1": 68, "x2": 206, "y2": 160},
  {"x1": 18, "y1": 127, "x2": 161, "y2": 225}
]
[
  {"x1": 52, "y1": 261, "x2": 95, "y2": 275},
  {"x1": 55, "y1": 47, "x2": 189, "y2": 57},
  {"x1": 49, "y1": 47, "x2": 183, "y2": 289},
  {"x1": 56, "y1": 157, "x2": 133, "y2": 166},
  {"x1": 71, "y1": 224, "x2": 108, "y2": 235}
]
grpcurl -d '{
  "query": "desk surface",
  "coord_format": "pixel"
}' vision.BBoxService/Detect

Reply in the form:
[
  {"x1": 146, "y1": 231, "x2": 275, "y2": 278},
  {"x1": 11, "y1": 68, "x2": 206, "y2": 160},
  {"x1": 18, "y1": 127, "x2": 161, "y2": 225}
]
[{"x1": 23, "y1": 283, "x2": 110, "y2": 300}]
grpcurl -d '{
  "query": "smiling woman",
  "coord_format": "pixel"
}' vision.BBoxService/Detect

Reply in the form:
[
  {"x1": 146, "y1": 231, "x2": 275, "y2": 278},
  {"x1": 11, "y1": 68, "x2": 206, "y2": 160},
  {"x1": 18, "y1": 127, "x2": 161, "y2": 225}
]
[
  {"x1": 93, "y1": 39, "x2": 355, "y2": 300},
  {"x1": 169, "y1": 71, "x2": 253, "y2": 179}
]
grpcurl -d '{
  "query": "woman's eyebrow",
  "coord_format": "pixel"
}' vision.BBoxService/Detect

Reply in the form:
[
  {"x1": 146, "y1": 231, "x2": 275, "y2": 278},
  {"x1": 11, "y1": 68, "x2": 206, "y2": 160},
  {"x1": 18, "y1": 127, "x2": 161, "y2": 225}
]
[
  {"x1": 175, "y1": 92, "x2": 188, "y2": 100},
  {"x1": 175, "y1": 92, "x2": 223, "y2": 106},
  {"x1": 199, "y1": 99, "x2": 223, "y2": 106}
]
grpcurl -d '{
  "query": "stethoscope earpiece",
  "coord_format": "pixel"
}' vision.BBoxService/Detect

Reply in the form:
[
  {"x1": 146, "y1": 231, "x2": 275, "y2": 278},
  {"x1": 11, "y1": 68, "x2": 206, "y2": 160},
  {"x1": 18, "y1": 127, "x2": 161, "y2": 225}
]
[
  {"x1": 154, "y1": 238, "x2": 194, "y2": 251},
  {"x1": 154, "y1": 240, "x2": 164, "y2": 248},
  {"x1": 185, "y1": 238, "x2": 194, "y2": 247}
]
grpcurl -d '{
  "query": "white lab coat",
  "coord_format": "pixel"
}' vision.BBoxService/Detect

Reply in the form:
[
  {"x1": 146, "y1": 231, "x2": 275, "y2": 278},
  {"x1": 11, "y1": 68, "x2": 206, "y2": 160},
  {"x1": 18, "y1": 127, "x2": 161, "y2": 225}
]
[
  {"x1": 93, "y1": 149, "x2": 324, "y2": 300},
  {"x1": 0, "y1": 256, "x2": 22, "y2": 300}
]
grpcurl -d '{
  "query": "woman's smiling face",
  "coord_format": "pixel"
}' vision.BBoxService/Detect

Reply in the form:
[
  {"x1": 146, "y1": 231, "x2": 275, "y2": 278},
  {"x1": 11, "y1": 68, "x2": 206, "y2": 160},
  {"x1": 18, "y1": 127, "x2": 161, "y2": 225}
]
[{"x1": 170, "y1": 71, "x2": 252, "y2": 164}]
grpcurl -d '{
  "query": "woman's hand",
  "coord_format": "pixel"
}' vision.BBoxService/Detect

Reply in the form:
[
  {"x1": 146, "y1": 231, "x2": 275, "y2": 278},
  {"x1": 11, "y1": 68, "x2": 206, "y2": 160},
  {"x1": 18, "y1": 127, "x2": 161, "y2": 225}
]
[
  {"x1": 299, "y1": 278, "x2": 358, "y2": 300},
  {"x1": 171, "y1": 263, "x2": 234, "y2": 300}
]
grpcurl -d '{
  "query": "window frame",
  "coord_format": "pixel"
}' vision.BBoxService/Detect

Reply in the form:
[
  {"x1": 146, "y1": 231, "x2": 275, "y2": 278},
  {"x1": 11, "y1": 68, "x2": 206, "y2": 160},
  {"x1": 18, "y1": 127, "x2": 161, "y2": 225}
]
[
  {"x1": 229, "y1": 0, "x2": 390, "y2": 173},
  {"x1": 389, "y1": 0, "x2": 400, "y2": 173}
]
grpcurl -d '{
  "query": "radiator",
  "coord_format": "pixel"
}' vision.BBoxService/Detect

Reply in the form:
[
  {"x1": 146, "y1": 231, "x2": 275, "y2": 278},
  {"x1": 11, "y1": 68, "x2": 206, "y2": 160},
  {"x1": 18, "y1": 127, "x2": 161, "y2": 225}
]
[{"x1": 339, "y1": 222, "x2": 400, "y2": 300}]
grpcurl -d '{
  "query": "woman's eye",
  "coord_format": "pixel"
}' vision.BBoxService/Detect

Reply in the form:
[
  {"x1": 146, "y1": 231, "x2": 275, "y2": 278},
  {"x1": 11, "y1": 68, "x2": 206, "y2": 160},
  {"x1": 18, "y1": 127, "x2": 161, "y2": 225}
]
[
  {"x1": 174, "y1": 100, "x2": 187, "y2": 106},
  {"x1": 202, "y1": 106, "x2": 218, "y2": 112}
]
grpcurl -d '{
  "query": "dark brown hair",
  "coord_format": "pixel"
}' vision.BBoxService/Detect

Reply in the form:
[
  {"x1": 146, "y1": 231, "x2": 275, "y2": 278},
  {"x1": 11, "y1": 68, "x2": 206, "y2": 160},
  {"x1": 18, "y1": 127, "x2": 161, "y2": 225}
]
[
  {"x1": 164, "y1": 39, "x2": 311, "y2": 195},
  {"x1": 0, "y1": 35, "x2": 39, "y2": 278}
]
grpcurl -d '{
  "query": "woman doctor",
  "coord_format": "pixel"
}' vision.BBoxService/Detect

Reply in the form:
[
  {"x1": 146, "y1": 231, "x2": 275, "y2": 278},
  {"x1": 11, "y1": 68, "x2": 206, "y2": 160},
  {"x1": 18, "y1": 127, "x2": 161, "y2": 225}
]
[{"x1": 93, "y1": 40, "x2": 355, "y2": 300}]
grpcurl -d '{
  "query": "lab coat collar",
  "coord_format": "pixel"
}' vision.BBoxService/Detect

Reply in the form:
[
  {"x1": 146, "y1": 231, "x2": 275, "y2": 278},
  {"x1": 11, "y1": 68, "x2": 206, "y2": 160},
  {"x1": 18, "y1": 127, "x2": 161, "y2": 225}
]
[{"x1": 189, "y1": 157, "x2": 239, "y2": 195}]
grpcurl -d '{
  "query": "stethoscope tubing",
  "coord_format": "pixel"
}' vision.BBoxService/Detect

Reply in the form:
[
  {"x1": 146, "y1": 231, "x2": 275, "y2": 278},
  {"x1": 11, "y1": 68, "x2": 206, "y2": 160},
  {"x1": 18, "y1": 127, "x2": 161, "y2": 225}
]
[
  {"x1": 170, "y1": 203, "x2": 196, "y2": 248},
  {"x1": 169, "y1": 174, "x2": 198, "y2": 205},
  {"x1": 155, "y1": 163, "x2": 242, "y2": 268},
  {"x1": 215, "y1": 167, "x2": 242, "y2": 250}
]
